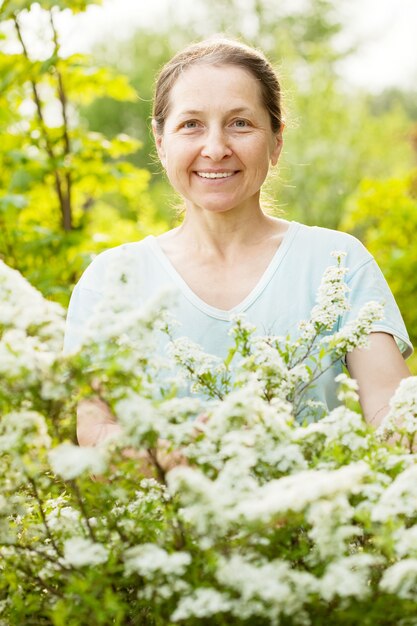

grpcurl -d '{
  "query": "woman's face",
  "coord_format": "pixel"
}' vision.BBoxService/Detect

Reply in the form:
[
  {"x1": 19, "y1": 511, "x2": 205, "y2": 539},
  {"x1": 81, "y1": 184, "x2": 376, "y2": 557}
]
[{"x1": 153, "y1": 64, "x2": 283, "y2": 215}]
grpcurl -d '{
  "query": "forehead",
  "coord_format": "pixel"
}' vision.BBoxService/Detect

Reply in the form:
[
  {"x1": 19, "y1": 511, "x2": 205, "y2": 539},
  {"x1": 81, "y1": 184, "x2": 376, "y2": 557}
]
[{"x1": 167, "y1": 64, "x2": 265, "y2": 116}]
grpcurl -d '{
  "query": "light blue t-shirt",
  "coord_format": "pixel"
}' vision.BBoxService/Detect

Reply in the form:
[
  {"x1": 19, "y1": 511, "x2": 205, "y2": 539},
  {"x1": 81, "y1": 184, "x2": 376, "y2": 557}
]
[{"x1": 64, "y1": 221, "x2": 412, "y2": 412}]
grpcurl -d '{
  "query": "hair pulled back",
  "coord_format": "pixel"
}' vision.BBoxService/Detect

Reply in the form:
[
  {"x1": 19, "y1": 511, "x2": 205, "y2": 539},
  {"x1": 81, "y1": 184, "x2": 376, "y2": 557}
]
[{"x1": 152, "y1": 38, "x2": 283, "y2": 135}]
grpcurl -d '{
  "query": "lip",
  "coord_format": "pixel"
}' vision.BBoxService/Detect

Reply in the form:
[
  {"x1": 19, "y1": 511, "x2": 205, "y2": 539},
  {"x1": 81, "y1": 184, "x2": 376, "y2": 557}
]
[
  {"x1": 195, "y1": 169, "x2": 238, "y2": 174},
  {"x1": 193, "y1": 170, "x2": 240, "y2": 181}
]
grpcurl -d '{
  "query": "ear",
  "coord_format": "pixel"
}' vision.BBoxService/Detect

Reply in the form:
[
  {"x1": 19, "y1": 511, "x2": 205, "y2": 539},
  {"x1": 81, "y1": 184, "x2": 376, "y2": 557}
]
[
  {"x1": 270, "y1": 125, "x2": 284, "y2": 166},
  {"x1": 151, "y1": 119, "x2": 166, "y2": 167}
]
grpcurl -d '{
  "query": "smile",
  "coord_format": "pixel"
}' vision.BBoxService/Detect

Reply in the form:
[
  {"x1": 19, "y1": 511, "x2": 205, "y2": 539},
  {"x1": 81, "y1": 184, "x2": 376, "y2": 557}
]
[{"x1": 195, "y1": 171, "x2": 237, "y2": 179}]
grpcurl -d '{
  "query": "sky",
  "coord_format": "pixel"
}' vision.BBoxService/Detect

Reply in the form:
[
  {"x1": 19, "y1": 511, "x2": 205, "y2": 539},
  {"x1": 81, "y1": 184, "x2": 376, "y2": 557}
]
[
  {"x1": 6, "y1": 0, "x2": 417, "y2": 93},
  {"x1": 336, "y1": 0, "x2": 417, "y2": 91}
]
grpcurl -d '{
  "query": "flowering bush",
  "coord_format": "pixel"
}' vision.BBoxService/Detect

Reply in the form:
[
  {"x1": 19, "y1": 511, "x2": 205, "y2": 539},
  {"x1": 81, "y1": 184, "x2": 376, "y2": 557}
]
[{"x1": 1, "y1": 252, "x2": 417, "y2": 626}]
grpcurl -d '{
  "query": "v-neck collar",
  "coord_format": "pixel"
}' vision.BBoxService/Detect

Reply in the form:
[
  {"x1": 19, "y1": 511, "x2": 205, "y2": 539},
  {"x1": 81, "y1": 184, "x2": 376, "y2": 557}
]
[{"x1": 145, "y1": 221, "x2": 300, "y2": 321}]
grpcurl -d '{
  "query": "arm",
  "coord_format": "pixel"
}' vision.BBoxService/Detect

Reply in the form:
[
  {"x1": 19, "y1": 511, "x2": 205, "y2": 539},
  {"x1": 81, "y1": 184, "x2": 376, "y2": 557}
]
[
  {"x1": 346, "y1": 331, "x2": 411, "y2": 426},
  {"x1": 77, "y1": 397, "x2": 122, "y2": 447},
  {"x1": 77, "y1": 397, "x2": 188, "y2": 480}
]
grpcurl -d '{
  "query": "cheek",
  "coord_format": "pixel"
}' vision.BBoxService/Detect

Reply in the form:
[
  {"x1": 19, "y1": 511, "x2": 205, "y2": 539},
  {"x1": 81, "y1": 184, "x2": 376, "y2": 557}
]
[{"x1": 165, "y1": 139, "x2": 196, "y2": 169}]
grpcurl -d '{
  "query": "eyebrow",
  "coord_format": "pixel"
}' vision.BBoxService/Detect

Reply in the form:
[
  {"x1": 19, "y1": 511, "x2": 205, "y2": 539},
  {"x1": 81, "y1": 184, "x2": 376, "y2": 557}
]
[{"x1": 176, "y1": 107, "x2": 253, "y2": 117}]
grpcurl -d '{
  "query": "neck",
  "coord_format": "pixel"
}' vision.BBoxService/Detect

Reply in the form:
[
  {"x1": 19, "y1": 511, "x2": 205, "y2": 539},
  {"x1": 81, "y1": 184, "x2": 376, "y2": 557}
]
[{"x1": 177, "y1": 200, "x2": 276, "y2": 253}]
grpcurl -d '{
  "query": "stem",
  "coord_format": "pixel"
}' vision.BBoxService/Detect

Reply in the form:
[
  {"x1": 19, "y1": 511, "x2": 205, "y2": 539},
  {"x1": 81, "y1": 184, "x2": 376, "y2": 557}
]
[
  {"x1": 183, "y1": 363, "x2": 224, "y2": 400},
  {"x1": 290, "y1": 329, "x2": 322, "y2": 368},
  {"x1": 293, "y1": 352, "x2": 345, "y2": 418},
  {"x1": 27, "y1": 475, "x2": 63, "y2": 557}
]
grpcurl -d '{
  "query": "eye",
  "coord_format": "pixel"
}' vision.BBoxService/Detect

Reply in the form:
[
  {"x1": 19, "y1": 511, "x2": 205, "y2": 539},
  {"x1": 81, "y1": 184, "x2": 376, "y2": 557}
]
[
  {"x1": 232, "y1": 119, "x2": 250, "y2": 128},
  {"x1": 181, "y1": 120, "x2": 200, "y2": 130}
]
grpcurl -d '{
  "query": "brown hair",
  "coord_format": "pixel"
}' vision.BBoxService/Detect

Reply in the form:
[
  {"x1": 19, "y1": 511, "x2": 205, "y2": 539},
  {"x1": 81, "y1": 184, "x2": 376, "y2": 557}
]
[{"x1": 152, "y1": 38, "x2": 283, "y2": 135}]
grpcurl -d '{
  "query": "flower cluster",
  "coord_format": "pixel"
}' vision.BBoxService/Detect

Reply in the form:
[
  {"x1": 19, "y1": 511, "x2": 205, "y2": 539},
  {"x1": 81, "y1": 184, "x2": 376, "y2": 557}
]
[{"x1": 0, "y1": 253, "x2": 416, "y2": 626}]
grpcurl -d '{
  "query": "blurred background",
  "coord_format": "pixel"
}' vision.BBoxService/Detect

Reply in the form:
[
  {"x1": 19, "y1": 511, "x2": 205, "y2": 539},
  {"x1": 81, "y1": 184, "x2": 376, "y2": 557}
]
[{"x1": 0, "y1": 0, "x2": 416, "y2": 368}]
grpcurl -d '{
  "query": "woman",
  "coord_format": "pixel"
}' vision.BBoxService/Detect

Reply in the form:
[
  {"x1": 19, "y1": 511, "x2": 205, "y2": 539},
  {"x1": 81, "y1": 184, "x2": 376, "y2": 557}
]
[{"x1": 65, "y1": 38, "x2": 412, "y2": 450}]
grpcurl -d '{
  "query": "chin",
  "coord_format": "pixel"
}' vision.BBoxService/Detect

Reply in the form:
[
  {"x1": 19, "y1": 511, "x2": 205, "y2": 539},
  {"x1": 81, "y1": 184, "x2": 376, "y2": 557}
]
[{"x1": 192, "y1": 196, "x2": 244, "y2": 213}]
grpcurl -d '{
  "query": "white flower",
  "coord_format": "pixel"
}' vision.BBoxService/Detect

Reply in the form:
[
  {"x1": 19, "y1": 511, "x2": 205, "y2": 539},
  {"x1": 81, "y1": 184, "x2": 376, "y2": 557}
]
[
  {"x1": 167, "y1": 465, "x2": 255, "y2": 536},
  {"x1": 46, "y1": 502, "x2": 83, "y2": 535},
  {"x1": 0, "y1": 410, "x2": 51, "y2": 451},
  {"x1": 238, "y1": 337, "x2": 310, "y2": 402},
  {"x1": 228, "y1": 312, "x2": 257, "y2": 330},
  {"x1": 330, "y1": 250, "x2": 347, "y2": 262},
  {"x1": 167, "y1": 337, "x2": 226, "y2": 393},
  {"x1": 307, "y1": 495, "x2": 361, "y2": 561},
  {"x1": 335, "y1": 372, "x2": 360, "y2": 403},
  {"x1": 78, "y1": 249, "x2": 177, "y2": 367},
  {"x1": 324, "y1": 300, "x2": 384, "y2": 355},
  {"x1": 394, "y1": 526, "x2": 417, "y2": 558},
  {"x1": 371, "y1": 465, "x2": 417, "y2": 521},
  {"x1": 124, "y1": 544, "x2": 191, "y2": 578},
  {"x1": 63, "y1": 537, "x2": 108, "y2": 568},
  {"x1": 296, "y1": 406, "x2": 369, "y2": 452},
  {"x1": 299, "y1": 253, "x2": 350, "y2": 339},
  {"x1": 0, "y1": 330, "x2": 58, "y2": 386},
  {"x1": 202, "y1": 379, "x2": 293, "y2": 443},
  {"x1": 234, "y1": 462, "x2": 369, "y2": 522},
  {"x1": 378, "y1": 376, "x2": 417, "y2": 438},
  {"x1": 0, "y1": 260, "x2": 65, "y2": 347},
  {"x1": 380, "y1": 559, "x2": 417, "y2": 599},
  {"x1": 114, "y1": 392, "x2": 163, "y2": 441},
  {"x1": 216, "y1": 554, "x2": 317, "y2": 621},
  {"x1": 48, "y1": 443, "x2": 107, "y2": 480},
  {"x1": 319, "y1": 554, "x2": 379, "y2": 601},
  {"x1": 171, "y1": 588, "x2": 232, "y2": 621}
]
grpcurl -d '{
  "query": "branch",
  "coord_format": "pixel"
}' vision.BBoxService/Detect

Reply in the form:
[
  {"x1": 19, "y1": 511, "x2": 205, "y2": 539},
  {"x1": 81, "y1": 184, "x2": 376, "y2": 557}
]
[
  {"x1": 16, "y1": 562, "x2": 65, "y2": 599},
  {"x1": 68, "y1": 478, "x2": 97, "y2": 542},
  {"x1": 49, "y1": 8, "x2": 72, "y2": 231},
  {"x1": 146, "y1": 447, "x2": 167, "y2": 484},
  {"x1": 0, "y1": 542, "x2": 70, "y2": 572},
  {"x1": 0, "y1": 214, "x2": 18, "y2": 265}
]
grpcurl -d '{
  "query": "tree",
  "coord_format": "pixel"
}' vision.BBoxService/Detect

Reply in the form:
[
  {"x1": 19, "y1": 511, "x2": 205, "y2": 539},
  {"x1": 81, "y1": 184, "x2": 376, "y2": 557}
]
[
  {"x1": 272, "y1": 73, "x2": 415, "y2": 228},
  {"x1": 79, "y1": 0, "x2": 416, "y2": 230},
  {"x1": 2, "y1": 253, "x2": 417, "y2": 624},
  {"x1": 0, "y1": 0, "x2": 162, "y2": 304},
  {"x1": 341, "y1": 170, "x2": 417, "y2": 365}
]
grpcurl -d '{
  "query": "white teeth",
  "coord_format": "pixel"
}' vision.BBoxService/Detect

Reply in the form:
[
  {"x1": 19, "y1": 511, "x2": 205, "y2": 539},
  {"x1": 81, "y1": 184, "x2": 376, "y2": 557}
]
[{"x1": 196, "y1": 171, "x2": 235, "y2": 179}]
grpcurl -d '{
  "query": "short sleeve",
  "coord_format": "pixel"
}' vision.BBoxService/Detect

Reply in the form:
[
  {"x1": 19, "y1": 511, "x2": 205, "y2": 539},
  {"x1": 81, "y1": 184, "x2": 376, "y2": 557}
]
[
  {"x1": 63, "y1": 251, "x2": 112, "y2": 354},
  {"x1": 339, "y1": 256, "x2": 413, "y2": 359},
  {"x1": 63, "y1": 284, "x2": 103, "y2": 354}
]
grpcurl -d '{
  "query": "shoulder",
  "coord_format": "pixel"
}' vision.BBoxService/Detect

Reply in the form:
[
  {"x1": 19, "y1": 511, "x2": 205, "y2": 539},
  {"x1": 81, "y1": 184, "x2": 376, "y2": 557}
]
[
  {"x1": 293, "y1": 222, "x2": 372, "y2": 272},
  {"x1": 295, "y1": 222, "x2": 367, "y2": 250},
  {"x1": 74, "y1": 237, "x2": 154, "y2": 293}
]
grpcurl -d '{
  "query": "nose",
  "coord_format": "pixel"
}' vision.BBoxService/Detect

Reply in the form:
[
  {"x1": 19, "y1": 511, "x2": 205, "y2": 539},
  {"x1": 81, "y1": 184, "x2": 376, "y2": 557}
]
[{"x1": 200, "y1": 127, "x2": 233, "y2": 161}]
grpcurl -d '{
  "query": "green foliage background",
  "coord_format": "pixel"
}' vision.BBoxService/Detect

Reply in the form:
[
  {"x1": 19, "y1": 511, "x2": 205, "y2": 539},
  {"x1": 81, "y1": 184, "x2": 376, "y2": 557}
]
[{"x1": 0, "y1": 0, "x2": 416, "y2": 367}]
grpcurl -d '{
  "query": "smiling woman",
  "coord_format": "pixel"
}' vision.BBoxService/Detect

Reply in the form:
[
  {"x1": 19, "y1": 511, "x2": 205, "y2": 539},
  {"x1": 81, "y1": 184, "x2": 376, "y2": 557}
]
[
  {"x1": 152, "y1": 64, "x2": 281, "y2": 216},
  {"x1": 64, "y1": 37, "x2": 412, "y2": 454}
]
